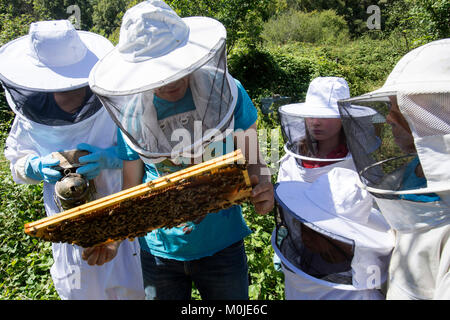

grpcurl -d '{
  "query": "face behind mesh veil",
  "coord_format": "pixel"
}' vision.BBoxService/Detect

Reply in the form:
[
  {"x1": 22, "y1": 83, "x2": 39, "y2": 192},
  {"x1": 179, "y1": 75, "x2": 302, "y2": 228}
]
[
  {"x1": 278, "y1": 77, "x2": 378, "y2": 168},
  {"x1": 279, "y1": 107, "x2": 350, "y2": 164},
  {"x1": 338, "y1": 93, "x2": 450, "y2": 198},
  {"x1": 338, "y1": 93, "x2": 450, "y2": 232},
  {"x1": 97, "y1": 42, "x2": 236, "y2": 164},
  {"x1": 279, "y1": 104, "x2": 378, "y2": 168},
  {"x1": 89, "y1": 2, "x2": 238, "y2": 164},
  {"x1": 2, "y1": 83, "x2": 102, "y2": 126},
  {"x1": 337, "y1": 38, "x2": 450, "y2": 203}
]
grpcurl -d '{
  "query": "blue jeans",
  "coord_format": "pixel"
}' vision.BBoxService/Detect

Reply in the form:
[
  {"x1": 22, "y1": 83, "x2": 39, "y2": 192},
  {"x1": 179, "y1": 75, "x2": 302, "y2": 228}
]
[{"x1": 140, "y1": 240, "x2": 249, "y2": 300}]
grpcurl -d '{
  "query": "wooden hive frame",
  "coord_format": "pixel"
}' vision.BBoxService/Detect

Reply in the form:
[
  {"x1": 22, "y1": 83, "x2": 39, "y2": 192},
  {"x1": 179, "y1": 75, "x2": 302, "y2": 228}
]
[{"x1": 24, "y1": 149, "x2": 252, "y2": 248}]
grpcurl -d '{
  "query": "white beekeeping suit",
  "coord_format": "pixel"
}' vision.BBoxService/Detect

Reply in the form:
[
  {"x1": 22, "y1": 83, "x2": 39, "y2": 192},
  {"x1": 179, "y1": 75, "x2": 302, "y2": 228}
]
[
  {"x1": 273, "y1": 78, "x2": 390, "y2": 300},
  {"x1": 338, "y1": 38, "x2": 450, "y2": 300},
  {"x1": 273, "y1": 168, "x2": 394, "y2": 300},
  {"x1": 0, "y1": 20, "x2": 144, "y2": 299}
]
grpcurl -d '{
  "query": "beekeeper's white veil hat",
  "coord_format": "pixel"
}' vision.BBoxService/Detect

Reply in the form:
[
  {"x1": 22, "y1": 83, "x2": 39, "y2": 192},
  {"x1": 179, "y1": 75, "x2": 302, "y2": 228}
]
[
  {"x1": 338, "y1": 39, "x2": 450, "y2": 232},
  {"x1": 90, "y1": 0, "x2": 228, "y2": 94},
  {"x1": 279, "y1": 77, "x2": 378, "y2": 163},
  {"x1": 0, "y1": 19, "x2": 113, "y2": 92},
  {"x1": 90, "y1": 0, "x2": 237, "y2": 164},
  {"x1": 272, "y1": 168, "x2": 394, "y2": 297},
  {"x1": 0, "y1": 19, "x2": 113, "y2": 127}
]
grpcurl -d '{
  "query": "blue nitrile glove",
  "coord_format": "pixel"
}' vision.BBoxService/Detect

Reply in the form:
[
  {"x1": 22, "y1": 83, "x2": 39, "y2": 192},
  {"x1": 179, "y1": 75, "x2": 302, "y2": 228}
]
[
  {"x1": 25, "y1": 154, "x2": 62, "y2": 184},
  {"x1": 76, "y1": 143, "x2": 123, "y2": 180}
]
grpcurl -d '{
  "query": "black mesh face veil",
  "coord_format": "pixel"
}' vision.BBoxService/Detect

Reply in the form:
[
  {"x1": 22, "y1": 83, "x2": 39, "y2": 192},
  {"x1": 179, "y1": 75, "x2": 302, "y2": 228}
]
[
  {"x1": 337, "y1": 96, "x2": 446, "y2": 200},
  {"x1": 278, "y1": 108, "x2": 307, "y2": 155},
  {"x1": 95, "y1": 41, "x2": 236, "y2": 163},
  {"x1": 2, "y1": 82, "x2": 102, "y2": 126},
  {"x1": 274, "y1": 199, "x2": 355, "y2": 284},
  {"x1": 278, "y1": 107, "x2": 349, "y2": 163},
  {"x1": 338, "y1": 99, "x2": 396, "y2": 197}
]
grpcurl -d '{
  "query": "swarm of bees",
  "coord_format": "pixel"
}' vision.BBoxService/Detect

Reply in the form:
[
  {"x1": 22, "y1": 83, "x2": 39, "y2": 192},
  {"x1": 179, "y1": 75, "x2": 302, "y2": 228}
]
[{"x1": 24, "y1": 151, "x2": 252, "y2": 248}]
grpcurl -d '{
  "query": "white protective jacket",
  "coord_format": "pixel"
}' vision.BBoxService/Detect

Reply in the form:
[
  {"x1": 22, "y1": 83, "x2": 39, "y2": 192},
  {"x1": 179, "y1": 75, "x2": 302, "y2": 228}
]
[
  {"x1": 276, "y1": 154, "x2": 387, "y2": 300},
  {"x1": 277, "y1": 153, "x2": 356, "y2": 183},
  {"x1": 386, "y1": 223, "x2": 450, "y2": 300},
  {"x1": 4, "y1": 103, "x2": 144, "y2": 300},
  {"x1": 375, "y1": 194, "x2": 450, "y2": 300}
]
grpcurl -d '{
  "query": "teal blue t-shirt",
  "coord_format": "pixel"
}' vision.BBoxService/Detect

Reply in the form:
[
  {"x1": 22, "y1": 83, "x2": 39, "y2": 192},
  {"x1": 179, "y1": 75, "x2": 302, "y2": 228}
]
[
  {"x1": 399, "y1": 156, "x2": 441, "y2": 202},
  {"x1": 116, "y1": 79, "x2": 258, "y2": 260}
]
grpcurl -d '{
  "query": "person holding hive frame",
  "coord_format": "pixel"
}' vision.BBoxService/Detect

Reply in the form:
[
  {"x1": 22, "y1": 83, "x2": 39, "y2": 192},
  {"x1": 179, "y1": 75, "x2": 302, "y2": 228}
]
[
  {"x1": 88, "y1": 0, "x2": 274, "y2": 300},
  {"x1": 0, "y1": 20, "x2": 144, "y2": 299}
]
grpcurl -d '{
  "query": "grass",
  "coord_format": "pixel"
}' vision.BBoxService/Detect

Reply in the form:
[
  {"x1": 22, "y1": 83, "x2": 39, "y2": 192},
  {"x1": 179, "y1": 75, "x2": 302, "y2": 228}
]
[{"x1": 0, "y1": 150, "x2": 59, "y2": 299}]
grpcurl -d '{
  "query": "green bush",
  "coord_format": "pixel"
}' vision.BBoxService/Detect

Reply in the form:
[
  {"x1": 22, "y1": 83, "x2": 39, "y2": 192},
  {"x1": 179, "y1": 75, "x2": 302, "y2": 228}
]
[
  {"x1": 0, "y1": 144, "x2": 58, "y2": 299},
  {"x1": 229, "y1": 33, "x2": 408, "y2": 111},
  {"x1": 228, "y1": 45, "x2": 315, "y2": 102},
  {"x1": 282, "y1": 0, "x2": 384, "y2": 36},
  {"x1": 0, "y1": 175, "x2": 58, "y2": 300},
  {"x1": 0, "y1": 13, "x2": 34, "y2": 47},
  {"x1": 385, "y1": 0, "x2": 450, "y2": 48},
  {"x1": 261, "y1": 9, "x2": 350, "y2": 45},
  {"x1": 243, "y1": 203, "x2": 284, "y2": 300},
  {"x1": 91, "y1": 0, "x2": 127, "y2": 39}
]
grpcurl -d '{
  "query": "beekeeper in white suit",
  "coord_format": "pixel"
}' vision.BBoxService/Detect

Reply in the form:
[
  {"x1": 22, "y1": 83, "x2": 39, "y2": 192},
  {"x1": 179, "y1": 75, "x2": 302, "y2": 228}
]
[
  {"x1": 273, "y1": 77, "x2": 385, "y2": 273},
  {"x1": 277, "y1": 76, "x2": 379, "y2": 183},
  {"x1": 273, "y1": 167, "x2": 394, "y2": 299},
  {"x1": 338, "y1": 38, "x2": 450, "y2": 299},
  {"x1": 0, "y1": 20, "x2": 144, "y2": 299}
]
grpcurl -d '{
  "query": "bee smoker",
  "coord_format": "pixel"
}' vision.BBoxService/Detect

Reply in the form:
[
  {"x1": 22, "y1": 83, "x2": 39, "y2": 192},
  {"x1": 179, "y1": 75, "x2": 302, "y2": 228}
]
[{"x1": 52, "y1": 150, "x2": 96, "y2": 212}]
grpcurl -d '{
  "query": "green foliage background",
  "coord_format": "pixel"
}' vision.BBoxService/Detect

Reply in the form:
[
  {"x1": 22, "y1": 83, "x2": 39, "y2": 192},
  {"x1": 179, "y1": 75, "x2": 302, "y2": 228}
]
[{"x1": 0, "y1": 0, "x2": 449, "y2": 300}]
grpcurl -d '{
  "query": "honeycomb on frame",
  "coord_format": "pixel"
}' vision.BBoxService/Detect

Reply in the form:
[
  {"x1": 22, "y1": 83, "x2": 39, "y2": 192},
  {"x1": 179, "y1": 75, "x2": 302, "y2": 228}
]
[{"x1": 24, "y1": 150, "x2": 252, "y2": 248}]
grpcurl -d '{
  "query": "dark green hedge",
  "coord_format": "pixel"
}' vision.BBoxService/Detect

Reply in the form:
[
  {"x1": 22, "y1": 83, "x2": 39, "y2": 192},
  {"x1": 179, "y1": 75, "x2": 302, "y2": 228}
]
[{"x1": 228, "y1": 36, "x2": 408, "y2": 109}]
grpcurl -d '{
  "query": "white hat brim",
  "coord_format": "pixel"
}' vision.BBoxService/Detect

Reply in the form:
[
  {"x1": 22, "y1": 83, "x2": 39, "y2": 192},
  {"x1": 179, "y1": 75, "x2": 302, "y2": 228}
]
[
  {"x1": 280, "y1": 102, "x2": 376, "y2": 118},
  {"x1": 344, "y1": 82, "x2": 450, "y2": 103},
  {"x1": 280, "y1": 103, "x2": 340, "y2": 118},
  {"x1": 0, "y1": 31, "x2": 113, "y2": 92},
  {"x1": 275, "y1": 181, "x2": 394, "y2": 251},
  {"x1": 90, "y1": 17, "x2": 226, "y2": 96}
]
